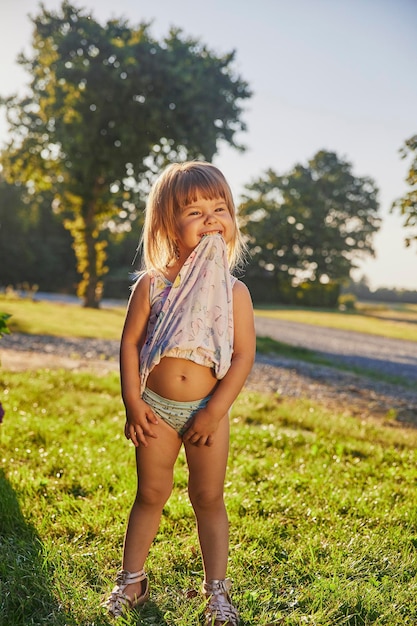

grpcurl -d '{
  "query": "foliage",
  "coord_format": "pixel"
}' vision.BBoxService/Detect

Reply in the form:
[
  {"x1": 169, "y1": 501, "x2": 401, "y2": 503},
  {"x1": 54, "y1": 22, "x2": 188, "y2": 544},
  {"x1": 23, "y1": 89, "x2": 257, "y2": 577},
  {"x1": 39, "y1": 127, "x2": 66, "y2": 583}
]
[
  {"x1": 0, "y1": 176, "x2": 78, "y2": 291},
  {"x1": 392, "y1": 134, "x2": 417, "y2": 250},
  {"x1": 343, "y1": 276, "x2": 417, "y2": 305},
  {"x1": 338, "y1": 293, "x2": 357, "y2": 310},
  {"x1": 239, "y1": 150, "x2": 380, "y2": 303},
  {"x1": 0, "y1": 312, "x2": 11, "y2": 338},
  {"x1": 1, "y1": 370, "x2": 416, "y2": 625},
  {"x1": 0, "y1": 1, "x2": 251, "y2": 307}
]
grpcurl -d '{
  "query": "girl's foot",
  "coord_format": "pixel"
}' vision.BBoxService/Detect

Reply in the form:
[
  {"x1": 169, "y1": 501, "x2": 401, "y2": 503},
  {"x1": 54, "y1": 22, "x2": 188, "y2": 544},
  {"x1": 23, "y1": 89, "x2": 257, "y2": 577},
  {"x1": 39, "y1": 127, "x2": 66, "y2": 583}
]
[
  {"x1": 103, "y1": 569, "x2": 149, "y2": 618},
  {"x1": 202, "y1": 579, "x2": 239, "y2": 626}
]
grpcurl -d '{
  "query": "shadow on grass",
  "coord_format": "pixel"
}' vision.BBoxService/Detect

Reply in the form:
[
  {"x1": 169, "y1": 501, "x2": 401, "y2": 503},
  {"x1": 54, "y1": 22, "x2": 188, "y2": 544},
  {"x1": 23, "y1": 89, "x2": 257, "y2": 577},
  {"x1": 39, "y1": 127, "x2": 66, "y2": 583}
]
[
  {"x1": 0, "y1": 468, "x2": 172, "y2": 625},
  {"x1": 131, "y1": 602, "x2": 170, "y2": 625},
  {"x1": 0, "y1": 468, "x2": 76, "y2": 626}
]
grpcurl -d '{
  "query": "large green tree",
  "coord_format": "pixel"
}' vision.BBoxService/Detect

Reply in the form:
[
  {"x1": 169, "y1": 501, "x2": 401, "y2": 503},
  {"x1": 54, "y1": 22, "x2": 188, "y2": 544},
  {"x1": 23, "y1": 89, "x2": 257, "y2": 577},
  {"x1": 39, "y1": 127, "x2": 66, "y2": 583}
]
[
  {"x1": 392, "y1": 134, "x2": 417, "y2": 250},
  {"x1": 0, "y1": 1, "x2": 250, "y2": 307},
  {"x1": 239, "y1": 151, "x2": 380, "y2": 303}
]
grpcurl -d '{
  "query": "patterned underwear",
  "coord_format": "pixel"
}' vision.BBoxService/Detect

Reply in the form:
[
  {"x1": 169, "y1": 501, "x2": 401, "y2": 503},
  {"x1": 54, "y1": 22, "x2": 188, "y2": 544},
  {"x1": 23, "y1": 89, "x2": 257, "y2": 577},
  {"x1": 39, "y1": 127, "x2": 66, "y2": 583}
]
[{"x1": 142, "y1": 387, "x2": 211, "y2": 436}]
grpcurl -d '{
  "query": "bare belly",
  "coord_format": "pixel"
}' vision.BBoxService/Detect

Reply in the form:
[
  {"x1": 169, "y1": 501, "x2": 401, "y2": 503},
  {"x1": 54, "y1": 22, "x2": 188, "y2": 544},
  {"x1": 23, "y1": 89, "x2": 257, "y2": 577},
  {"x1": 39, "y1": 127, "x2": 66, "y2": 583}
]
[{"x1": 146, "y1": 357, "x2": 219, "y2": 401}]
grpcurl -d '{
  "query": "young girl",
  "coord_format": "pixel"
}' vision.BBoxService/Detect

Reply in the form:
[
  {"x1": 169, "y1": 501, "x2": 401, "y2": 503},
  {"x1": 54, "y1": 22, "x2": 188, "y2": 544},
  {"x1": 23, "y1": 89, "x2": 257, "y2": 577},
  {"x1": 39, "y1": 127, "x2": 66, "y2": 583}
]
[{"x1": 105, "y1": 161, "x2": 255, "y2": 625}]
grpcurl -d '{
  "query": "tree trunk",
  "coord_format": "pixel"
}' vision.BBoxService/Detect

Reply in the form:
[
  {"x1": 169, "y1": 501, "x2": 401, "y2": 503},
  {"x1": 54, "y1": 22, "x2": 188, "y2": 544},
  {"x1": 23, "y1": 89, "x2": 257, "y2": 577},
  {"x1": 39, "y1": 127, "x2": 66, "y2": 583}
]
[{"x1": 82, "y1": 204, "x2": 101, "y2": 308}]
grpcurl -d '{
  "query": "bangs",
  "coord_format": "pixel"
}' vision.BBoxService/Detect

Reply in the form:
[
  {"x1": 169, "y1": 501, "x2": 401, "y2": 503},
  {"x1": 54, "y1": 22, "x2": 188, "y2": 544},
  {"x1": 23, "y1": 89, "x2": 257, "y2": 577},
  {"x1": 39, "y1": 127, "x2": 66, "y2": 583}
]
[
  {"x1": 142, "y1": 161, "x2": 247, "y2": 273},
  {"x1": 172, "y1": 167, "x2": 228, "y2": 211}
]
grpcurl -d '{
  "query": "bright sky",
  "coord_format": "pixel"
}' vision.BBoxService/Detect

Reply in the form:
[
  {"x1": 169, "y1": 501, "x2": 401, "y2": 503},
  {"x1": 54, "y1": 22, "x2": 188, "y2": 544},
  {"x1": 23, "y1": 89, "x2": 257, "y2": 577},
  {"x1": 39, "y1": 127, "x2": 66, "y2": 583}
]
[{"x1": 1, "y1": 0, "x2": 416, "y2": 290}]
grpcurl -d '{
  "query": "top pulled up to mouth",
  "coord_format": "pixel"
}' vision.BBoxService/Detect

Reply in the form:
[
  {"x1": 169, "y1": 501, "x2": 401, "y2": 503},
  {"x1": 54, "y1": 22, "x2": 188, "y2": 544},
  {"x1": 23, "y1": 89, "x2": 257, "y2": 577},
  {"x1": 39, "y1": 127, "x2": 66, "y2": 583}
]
[{"x1": 200, "y1": 231, "x2": 222, "y2": 238}]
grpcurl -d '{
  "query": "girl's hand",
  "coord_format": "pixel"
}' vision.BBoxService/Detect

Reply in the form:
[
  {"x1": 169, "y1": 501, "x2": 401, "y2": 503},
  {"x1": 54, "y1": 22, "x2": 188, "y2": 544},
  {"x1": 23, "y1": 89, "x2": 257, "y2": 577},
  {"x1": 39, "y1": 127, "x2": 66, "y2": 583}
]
[
  {"x1": 182, "y1": 407, "x2": 221, "y2": 447},
  {"x1": 124, "y1": 399, "x2": 159, "y2": 447}
]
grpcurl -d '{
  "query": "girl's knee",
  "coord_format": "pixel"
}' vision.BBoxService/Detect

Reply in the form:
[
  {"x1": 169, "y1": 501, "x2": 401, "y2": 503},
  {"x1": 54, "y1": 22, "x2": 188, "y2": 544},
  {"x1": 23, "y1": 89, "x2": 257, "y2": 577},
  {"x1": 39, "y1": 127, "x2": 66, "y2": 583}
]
[
  {"x1": 188, "y1": 486, "x2": 225, "y2": 511},
  {"x1": 135, "y1": 483, "x2": 172, "y2": 508}
]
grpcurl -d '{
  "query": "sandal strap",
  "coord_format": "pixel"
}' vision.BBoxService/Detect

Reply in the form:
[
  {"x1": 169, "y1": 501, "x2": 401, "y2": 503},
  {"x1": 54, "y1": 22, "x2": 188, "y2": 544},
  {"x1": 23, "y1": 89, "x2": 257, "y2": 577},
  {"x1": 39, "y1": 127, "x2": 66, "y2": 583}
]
[
  {"x1": 203, "y1": 578, "x2": 239, "y2": 625},
  {"x1": 203, "y1": 578, "x2": 233, "y2": 596},
  {"x1": 115, "y1": 569, "x2": 146, "y2": 586},
  {"x1": 103, "y1": 569, "x2": 148, "y2": 617}
]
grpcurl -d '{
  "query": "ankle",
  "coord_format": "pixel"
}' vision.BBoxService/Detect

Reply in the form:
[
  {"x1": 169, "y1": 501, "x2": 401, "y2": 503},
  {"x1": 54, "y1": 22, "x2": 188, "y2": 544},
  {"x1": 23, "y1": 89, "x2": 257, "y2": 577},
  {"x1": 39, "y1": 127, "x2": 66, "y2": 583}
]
[
  {"x1": 125, "y1": 578, "x2": 145, "y2": 596},
  {"x1": 203, "y1": 578, "x2": 232, "y2": 596},
  {"x1": 202, "y1": 578, "x2": 239, "y2": 626}
]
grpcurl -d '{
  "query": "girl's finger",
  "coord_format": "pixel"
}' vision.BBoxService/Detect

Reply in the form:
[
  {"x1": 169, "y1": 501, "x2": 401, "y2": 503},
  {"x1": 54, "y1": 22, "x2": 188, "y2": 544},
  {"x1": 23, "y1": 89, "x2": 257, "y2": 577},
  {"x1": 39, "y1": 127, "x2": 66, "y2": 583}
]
[
  {"x1": 135, "y1": 428, "x2": 148, "y2": 448},
  {"x1": 147, "y1": 410, "x2": 159, "y2": 425},
  {"x1": 142, "y1": 425, "x2": 158, "y2": 439},
  {"x1": 183, "y1": 430, "x2": 195, "y2": 443}
]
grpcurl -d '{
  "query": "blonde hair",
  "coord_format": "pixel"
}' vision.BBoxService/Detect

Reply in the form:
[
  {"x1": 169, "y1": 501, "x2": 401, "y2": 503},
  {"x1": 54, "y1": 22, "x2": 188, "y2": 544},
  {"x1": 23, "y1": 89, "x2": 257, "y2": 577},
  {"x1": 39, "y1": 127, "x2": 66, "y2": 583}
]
[{"x1": 140, "y1": 161, "x2": 246, "y2": 272}]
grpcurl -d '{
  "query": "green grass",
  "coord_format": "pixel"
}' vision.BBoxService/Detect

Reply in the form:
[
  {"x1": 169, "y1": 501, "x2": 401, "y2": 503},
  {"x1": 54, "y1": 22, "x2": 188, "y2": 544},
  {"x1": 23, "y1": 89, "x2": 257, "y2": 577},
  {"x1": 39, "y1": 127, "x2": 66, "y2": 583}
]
[
  {"x1": 1, "y1": 295, "x2": 417, "y2": 342},
  {"x1": 0, "y1": 295, "x2": 126, "y2": 339},
  {"x1": 255, "y1": 305, "x2": 417, "y2": 342},
  {"x1": 1, "y1": 368, "x2": 416, "y2": 625},
  {"x1": 256, "y1": 335, "x2": 313, "y2": 358}
]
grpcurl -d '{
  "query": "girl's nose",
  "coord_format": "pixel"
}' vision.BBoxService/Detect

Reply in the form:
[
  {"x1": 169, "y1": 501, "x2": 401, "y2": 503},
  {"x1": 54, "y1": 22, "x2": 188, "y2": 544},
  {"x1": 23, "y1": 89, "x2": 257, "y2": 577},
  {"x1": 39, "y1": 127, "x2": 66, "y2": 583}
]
[{"x1": 205, "y1": 212, "x2": 217, "y2": 223}]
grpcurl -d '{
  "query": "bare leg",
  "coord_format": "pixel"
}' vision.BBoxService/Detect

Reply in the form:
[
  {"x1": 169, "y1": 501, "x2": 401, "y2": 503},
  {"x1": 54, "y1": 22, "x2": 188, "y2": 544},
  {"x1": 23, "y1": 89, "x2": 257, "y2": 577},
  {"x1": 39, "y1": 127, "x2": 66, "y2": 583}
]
[
  {"x1": 185, "y1": 415, "x2": 230, "y2": 581},
  {"x1": 122, "y1": 420, "x2": 182, "y2": 600}
]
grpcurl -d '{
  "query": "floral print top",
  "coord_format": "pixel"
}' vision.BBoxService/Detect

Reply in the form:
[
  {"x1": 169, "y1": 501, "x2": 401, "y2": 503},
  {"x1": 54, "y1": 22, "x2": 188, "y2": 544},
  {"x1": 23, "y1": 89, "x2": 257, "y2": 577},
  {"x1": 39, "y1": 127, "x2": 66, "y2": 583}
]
[{"x1": 139, "y1": 234, "x2": 236, "y2": 395}]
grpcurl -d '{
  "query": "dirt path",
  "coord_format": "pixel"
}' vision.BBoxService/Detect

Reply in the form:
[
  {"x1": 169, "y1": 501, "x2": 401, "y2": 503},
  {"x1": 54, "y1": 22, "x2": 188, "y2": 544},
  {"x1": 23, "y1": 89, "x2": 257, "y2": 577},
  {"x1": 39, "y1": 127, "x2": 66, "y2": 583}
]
[
  {"x1": 2, "y1": 344, "x2": 417, "y2": 429},
  {"x1": 255, "y1": 317, "x2": 417, "y2": 382}
]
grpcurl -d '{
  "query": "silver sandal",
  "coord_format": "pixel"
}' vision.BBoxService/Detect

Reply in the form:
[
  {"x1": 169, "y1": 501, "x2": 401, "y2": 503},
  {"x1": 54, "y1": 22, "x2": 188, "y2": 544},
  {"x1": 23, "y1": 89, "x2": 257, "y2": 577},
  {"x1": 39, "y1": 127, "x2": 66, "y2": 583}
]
[
  {"x1": 103, "y1": 569, "x2": 149, "y2": 618},
  {"x1": 202, "y1": 578, "x2": 239, "y2": 626}
]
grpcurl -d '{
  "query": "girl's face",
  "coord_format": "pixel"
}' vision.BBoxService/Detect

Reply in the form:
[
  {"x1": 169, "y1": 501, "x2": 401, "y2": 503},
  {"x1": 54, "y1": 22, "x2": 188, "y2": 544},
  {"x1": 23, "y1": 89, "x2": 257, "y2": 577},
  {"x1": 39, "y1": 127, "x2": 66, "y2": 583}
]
[{"x1": 175, "y1": 195, "x2": 235, "y2": 260}]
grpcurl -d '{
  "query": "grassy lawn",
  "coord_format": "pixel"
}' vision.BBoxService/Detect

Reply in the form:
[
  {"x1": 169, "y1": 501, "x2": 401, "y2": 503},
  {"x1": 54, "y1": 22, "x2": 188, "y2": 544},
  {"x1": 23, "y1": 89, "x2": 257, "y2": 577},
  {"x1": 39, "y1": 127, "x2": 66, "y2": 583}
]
[
  {"x1": 0, "y1": 296, "x2": 127, "y2": 339},
  {"x1": 255, "y1": 303, "x2": 417, "y2": 342},
  {"x1": 1, "y1": 368, "x2": 416, "y2": 625},
  {"x1": 1, "y1": 295, "x2": 417, "y2": 342}
]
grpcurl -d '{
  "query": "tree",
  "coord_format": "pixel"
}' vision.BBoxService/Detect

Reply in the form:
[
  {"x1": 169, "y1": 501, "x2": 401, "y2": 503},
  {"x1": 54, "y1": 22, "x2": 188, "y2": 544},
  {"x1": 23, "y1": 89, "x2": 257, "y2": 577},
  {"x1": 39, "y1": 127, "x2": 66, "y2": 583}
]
[
  {"x1": 0, "y1": 1, "x2": 251, "y2": 307},
  {"x1": 392, "y1": 134, "x2": 417, "y2": 250},
  {"x1": 239, "y1": 151, "x2": 380, "y2": 304},
  {"x1": 0, "y1": 175, "x2": 77, "y2": 291},
  {"x1": 0, "y1": 177, "x2": 36, "y2": 286}
]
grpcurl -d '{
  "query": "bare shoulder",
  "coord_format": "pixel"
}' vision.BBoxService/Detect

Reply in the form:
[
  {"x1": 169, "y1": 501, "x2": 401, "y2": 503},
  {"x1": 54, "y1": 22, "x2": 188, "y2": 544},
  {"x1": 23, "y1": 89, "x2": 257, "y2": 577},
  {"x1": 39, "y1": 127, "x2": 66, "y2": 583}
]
[
  {"x1": 131, "y1": 271, "x2": 151, "y2": 293},
  {"x1": 232, "y1": 279, "x2": 255, "y2": 355},
  {"x1": 232, "y1": 279, "x2": 254, "y2": 322},
  {"x1": 232, "y1": 278, "x2": 253, "y2": 303},
  {"x1": 127, "y1": 271, "x2": 152, "y2": 309}
]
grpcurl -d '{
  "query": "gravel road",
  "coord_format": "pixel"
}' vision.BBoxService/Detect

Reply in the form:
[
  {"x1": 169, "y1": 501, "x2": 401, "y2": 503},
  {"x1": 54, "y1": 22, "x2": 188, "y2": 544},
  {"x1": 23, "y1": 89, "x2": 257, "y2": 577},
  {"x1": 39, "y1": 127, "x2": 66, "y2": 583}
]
[
  {"x1": 2, "y1": 318, "x2": 417, "y2": 427},
  {"x1": 255, "y1": 317, "x2": 417, "y2": 383}
]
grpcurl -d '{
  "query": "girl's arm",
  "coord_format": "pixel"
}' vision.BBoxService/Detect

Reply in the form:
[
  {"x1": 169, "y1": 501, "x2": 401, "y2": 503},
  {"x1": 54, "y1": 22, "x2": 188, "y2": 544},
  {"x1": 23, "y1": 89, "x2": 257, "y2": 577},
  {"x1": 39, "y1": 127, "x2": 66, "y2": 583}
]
[
  {"x1": 120, "y1": 273, "x2": 159, "y2": 447},
  {"x1": 183, "y1": 280, "x2": 256, "y2": 446}
]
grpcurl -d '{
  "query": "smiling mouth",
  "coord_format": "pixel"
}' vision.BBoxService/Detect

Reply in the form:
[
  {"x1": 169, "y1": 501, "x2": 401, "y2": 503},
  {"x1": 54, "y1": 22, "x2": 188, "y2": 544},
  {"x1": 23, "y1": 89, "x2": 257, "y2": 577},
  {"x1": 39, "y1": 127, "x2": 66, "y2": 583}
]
[{"x1": 200, "y1": 231, "x2": 222, "y2": 238}]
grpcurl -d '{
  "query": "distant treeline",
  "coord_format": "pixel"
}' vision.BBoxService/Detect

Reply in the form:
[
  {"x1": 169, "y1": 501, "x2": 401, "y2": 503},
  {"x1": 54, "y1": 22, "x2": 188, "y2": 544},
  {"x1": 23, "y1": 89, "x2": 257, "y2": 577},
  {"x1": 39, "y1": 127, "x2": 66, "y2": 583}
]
[{"x1": 341, "y1": 280, "x2": 417, "y2": 305}]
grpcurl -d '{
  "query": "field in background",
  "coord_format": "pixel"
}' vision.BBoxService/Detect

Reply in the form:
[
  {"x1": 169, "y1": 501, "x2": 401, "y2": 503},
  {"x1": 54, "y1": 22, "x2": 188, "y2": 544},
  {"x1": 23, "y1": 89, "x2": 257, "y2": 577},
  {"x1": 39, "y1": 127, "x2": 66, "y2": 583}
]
[
  {"x1": 1, "y1": 295, "x2": 417, "y2": 342},
  {"x1": 255, "y1": 301, "x2": 417, "y2": 342},
  {"x1": 0, "y1": 296, "x2": 126, "y2": 339}
]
